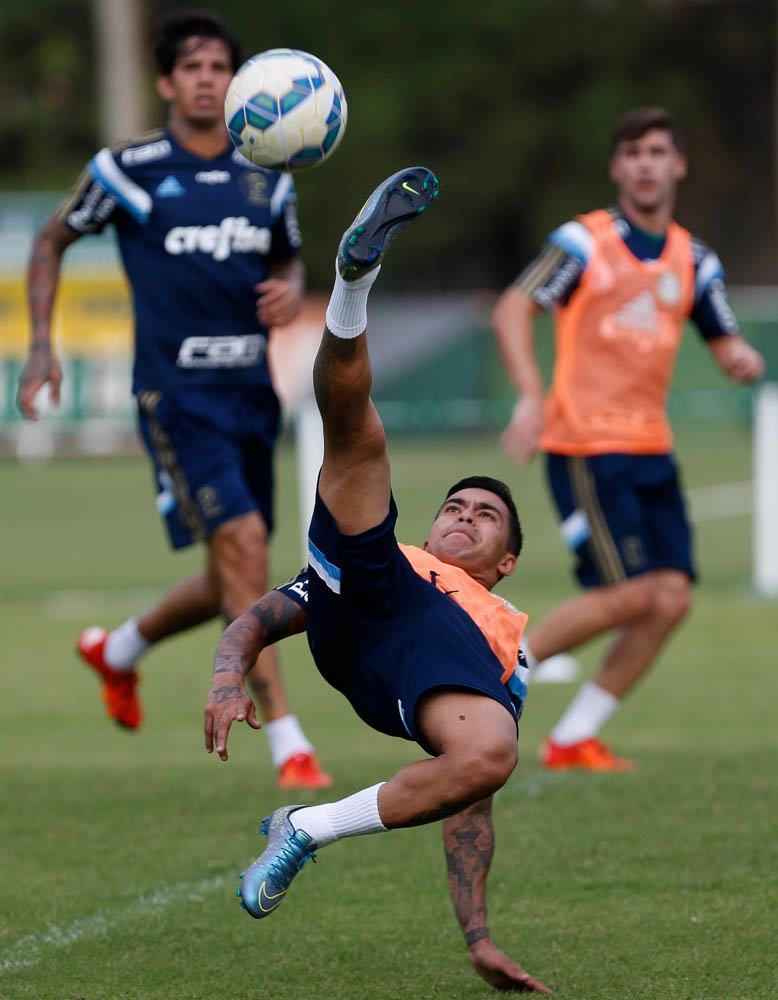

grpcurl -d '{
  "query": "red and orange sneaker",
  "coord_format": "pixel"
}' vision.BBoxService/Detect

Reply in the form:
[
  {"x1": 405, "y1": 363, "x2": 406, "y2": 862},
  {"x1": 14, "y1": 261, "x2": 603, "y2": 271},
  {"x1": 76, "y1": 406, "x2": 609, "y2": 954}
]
[
  {"x1": 539, "y1": 737, "x2": 635, "y2": 772},
  {"x1": 277, "y1": 752, "x2": 333, "y2": 790},
  {"x1": 76, "y1": 627, "x2": 143, "y2": 730}
]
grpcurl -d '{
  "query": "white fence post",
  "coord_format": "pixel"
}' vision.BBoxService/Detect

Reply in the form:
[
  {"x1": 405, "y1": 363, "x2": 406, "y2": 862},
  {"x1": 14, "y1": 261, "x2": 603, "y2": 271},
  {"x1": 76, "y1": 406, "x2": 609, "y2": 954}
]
[{"x1": 753, "y1": 382, "x2": 778, "y2": 597}]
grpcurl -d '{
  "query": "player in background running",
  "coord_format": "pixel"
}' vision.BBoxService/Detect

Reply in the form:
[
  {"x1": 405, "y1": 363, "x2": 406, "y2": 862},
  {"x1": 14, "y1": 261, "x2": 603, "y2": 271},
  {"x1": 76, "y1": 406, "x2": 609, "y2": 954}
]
[
  {"x1": 16, "y1": 9, "x2": 331, "y2": 790},
  {"x1": 493, "y1": 106, "x2": 764, "y2": 772}
]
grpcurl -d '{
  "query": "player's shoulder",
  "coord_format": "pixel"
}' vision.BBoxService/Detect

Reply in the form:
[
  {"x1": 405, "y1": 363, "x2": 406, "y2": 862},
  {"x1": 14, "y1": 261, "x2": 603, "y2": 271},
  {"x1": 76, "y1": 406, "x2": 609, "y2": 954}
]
[
  {"x1": 104, "y1": 128, "x2": 172, "y2": 170},
  {"x1": 685, "y1": 229, "x2": 725, "y2": 285},
  {"x1": 547, "y1": 215, "x2": 596, "y2": 266}
]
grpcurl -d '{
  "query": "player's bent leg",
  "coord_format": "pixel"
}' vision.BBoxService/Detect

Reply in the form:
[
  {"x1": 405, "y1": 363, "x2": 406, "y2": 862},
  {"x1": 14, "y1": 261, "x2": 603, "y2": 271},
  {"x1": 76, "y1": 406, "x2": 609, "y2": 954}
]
[
  {"x1": 541, "y1": 570, "x2": 693, "y2": 771},
  {"x1": 377, "y1": 690, "x2": 519, "y2": 827},
  {"x1": 526, "y1": 576, "x2": 655, "y2": 663}
]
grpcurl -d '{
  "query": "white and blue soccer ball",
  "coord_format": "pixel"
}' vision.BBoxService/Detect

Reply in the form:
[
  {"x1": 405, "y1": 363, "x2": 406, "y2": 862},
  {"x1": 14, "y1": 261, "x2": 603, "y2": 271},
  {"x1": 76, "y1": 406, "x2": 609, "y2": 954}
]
[{"x1": 225, "y1": 48, "x2": 347, "y2": 172}]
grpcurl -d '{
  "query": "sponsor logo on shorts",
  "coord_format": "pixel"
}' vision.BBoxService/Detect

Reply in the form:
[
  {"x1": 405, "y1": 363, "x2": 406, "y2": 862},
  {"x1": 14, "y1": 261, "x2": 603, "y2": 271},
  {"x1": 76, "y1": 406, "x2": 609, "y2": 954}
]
[
  {"x1": 196, "y1": 485, "x2": 224, "y2": 520},
  {"x1": 175, "y1": 334, "x2": 266, "y2": 369}
]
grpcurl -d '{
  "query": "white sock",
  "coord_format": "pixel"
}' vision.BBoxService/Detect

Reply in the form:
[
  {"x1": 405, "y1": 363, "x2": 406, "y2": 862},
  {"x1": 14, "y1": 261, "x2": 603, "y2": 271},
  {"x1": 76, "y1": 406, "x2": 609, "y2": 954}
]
[
  {"x1": 264, "y1": 715, "x2": 314, "y2": 769},
  {"x1": 104, "y1": 618, "x2": 149, "y2": 671},
  {"x1": 324, "y1": 264, "x2": 381, "y2": 339},
  {"x1": 550, "y1": 681, "x2": 620, "y2": 746},
  {"x1": 290, "y1": 782, "x2": 387, "y2": 848}
]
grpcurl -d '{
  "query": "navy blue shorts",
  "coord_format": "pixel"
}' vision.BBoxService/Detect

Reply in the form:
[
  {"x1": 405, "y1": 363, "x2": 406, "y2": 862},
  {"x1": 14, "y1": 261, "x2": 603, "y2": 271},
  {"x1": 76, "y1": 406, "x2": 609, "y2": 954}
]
[
  {"x1": 303, "y1": 491, "x2": 520, "y2": 754},
  {"x1": 545, "y1": 452, "x2": 695, "y2": 588},
  {"x1": 136, "y1": 385, "x2": 280, "y2": 550}
]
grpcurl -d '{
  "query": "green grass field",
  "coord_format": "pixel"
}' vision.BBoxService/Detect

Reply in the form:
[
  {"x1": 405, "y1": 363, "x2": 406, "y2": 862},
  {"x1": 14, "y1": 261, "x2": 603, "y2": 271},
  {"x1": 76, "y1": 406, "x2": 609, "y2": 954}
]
[{"x1": 1, "y1": 423, "x2": 776, "y2": 1000}]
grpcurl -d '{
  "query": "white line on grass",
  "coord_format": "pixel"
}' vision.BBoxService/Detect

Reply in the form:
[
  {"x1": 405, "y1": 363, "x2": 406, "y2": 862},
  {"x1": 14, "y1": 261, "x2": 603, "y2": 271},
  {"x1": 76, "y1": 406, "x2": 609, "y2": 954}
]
[
  {"x1": 42, "y1": 587, "x2": 165, "y2": 620},
  {"x1": 0, "y1": 872, "x2": 233, "y2": 974}
]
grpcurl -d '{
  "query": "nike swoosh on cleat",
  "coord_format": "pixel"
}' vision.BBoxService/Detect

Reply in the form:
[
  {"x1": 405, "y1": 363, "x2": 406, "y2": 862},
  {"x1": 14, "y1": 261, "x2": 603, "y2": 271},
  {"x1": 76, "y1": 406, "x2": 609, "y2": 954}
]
[
  {"x1": 257, "y1": 881, "x2": 287, "y2": 913},
  {"x1": 401, "y1": 181, "x2": 420, "y2": 195}
]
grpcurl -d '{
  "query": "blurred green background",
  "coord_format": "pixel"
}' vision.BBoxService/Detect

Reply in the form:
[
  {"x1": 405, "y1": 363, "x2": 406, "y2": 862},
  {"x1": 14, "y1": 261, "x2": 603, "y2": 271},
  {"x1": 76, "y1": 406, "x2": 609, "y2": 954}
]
[{"x1": 0, "y1": 0, "x2": 776, "y2": 289}]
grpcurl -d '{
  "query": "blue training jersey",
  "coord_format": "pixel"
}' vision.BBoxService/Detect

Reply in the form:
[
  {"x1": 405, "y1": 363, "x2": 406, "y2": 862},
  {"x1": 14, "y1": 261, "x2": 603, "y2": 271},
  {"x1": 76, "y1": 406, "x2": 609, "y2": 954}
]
[{"x1": 56, "y1": 127, "x2": 302, "y2": 393}]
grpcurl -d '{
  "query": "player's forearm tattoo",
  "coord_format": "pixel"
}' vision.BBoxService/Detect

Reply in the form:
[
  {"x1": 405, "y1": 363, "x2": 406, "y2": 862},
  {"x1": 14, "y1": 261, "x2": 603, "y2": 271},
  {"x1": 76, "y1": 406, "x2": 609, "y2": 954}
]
[
  {"x1": 27, "y1": 227, "x2": 64, "y2": 344},
  {"x1": 213, "y1": 590, "x2": 307, "y2": 677},
  {"x1": 442, "y1": 800, "x2": 494, "y2": 946}
]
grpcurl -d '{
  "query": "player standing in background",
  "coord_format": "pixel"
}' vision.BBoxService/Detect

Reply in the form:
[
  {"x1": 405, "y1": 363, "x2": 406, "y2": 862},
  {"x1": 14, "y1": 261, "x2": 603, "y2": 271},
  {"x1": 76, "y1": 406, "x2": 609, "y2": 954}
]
[
  {"x1": 493, "y1": 106, "x2": 764, "y2": 771},
  {"x1": 16, "y1": 9, "x2": 331, "y2": 790},
  {"x1": 204, "y1": 166, "x2": 549, "y2": 993}
]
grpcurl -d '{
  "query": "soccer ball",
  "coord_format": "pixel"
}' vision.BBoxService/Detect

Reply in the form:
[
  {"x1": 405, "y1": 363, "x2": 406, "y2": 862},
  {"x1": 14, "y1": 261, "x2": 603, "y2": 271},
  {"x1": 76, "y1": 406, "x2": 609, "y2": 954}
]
[{"x1": 225, "y1": 48, "x2": 347, "y2": 172}]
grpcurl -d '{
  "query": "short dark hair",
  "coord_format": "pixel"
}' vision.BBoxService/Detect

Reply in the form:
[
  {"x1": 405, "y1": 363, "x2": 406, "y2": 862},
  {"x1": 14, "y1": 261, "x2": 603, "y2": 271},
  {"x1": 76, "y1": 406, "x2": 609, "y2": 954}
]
[
  {"x1": 610, "y1": 106, "x2": 685, "y2": 155},
  {"x1": 152, "y1": 9, "x2": 242, "y2": 76},
  {"x1": 443, "y1": 476, "x2": 523, "y2": 557}
]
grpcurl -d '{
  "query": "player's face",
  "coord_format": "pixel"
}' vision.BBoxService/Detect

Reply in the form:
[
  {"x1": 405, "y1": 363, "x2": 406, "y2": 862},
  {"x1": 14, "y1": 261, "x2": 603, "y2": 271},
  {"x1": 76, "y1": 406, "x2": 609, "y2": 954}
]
[
  {"x1": 156, "y1": 37, "x2": 235, "y2": 130},
  {"x1": 609, "y1": 129, "x2": 688, "y2": 218},
  {"x1": 424, "y1": 488, "x2": 517, "y2": 588}
]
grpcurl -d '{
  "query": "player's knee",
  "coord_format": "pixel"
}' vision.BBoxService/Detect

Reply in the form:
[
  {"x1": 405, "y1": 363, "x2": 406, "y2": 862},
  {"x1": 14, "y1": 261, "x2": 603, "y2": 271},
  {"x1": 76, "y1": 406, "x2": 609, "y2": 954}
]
[
  {"x1": 460, "y1": 738, "x2": 518, "y2": 799},
  {"x1": 211, "y1": 515, "x2": 270, "y2": 594},
  {"x1": 597, "y1": 578, "x2": 654, "y2": 624},
  {"x1": 652, "y1": 575, "x2": 693, "y2": 627}
]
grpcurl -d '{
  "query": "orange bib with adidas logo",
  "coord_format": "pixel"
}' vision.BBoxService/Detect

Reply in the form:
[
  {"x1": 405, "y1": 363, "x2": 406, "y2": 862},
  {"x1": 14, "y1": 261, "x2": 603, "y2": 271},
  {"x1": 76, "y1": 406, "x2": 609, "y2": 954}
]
[{"x1": 540, "y1": 209, "x2": 694, "y2": 456}]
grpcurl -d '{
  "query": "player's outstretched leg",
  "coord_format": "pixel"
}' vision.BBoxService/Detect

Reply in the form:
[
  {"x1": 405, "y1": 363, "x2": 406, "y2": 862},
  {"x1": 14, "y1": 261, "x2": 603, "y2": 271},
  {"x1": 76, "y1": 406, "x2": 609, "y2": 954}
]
[
  {"x1": 337, "y1": 166, "x2": 439, "y2": 281},
  {"x1": 237, "y1": 805, "x2": 317, "y2": 918}
]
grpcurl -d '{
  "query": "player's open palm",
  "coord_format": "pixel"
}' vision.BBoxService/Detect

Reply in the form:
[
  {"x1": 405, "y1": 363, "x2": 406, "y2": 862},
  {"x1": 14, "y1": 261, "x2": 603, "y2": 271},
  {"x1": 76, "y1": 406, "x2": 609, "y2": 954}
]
[
  {"x1": 468, "y1": 939, "x2": 551, "y2": 993},
  {"x1": 501, "y1": 396, "x2": 543, "y2": 467}
]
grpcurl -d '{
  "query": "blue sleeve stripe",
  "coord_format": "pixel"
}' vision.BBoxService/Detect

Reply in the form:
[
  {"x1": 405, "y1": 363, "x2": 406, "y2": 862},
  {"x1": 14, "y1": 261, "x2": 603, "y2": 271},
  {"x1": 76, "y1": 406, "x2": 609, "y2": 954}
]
[
  {"x1": 307, "y1": 538, "x2": 341, "y2": 594},
  {"x1": 549, "y1": 221, "x2": 593, "y2": 266},
  {"x1": 269, "y1": 171, "x2": 294, "y2": 222},
  {"x1": 89, "y1": 148, "x2": 152, "y2": 224},
  {"x1": 694, "y1": 249, "x2": 724, "y2": 302}
]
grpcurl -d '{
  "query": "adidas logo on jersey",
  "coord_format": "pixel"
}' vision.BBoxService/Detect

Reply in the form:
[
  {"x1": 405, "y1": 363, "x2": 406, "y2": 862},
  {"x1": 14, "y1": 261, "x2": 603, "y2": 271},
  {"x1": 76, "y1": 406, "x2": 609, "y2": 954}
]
[
  {"x1": 610, "y1": 291, "x2": 658, "y2": 333},
  {"x1": 155, "y1": 175, "x2": 186, "y2": 198}
]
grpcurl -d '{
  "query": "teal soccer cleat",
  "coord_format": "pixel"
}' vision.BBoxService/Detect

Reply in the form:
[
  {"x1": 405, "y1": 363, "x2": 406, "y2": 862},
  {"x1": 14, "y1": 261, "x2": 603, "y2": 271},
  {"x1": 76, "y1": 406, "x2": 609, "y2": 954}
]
[
  {"x1": 337, "y1": 166, "x2": 440, "y2": 281},
  {"x1": 237, "y1": 805, "x2": 317, "y2": 918}
]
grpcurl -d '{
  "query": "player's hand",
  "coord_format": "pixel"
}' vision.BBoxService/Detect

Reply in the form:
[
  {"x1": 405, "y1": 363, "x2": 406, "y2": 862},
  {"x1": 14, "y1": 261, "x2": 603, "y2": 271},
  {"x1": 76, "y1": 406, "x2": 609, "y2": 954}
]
[
  {"x1": 501, "y1": 396, "x2": 543, "y2": 467},
  {"x1": 468, "y1": 938, "x2": 551, "y2": 993},
  {"x1": 204, "y1": 674, "x2": 261, "y2": 761},
  {"x1": 255, "y1": 278, "x2": 303, "y2": 328},
  {"x1": 710, "y1": 335, "x2": 765, "y2": 383},
  {"x1": 16, "y1": 346, "x2": 62, "y2": 420}
]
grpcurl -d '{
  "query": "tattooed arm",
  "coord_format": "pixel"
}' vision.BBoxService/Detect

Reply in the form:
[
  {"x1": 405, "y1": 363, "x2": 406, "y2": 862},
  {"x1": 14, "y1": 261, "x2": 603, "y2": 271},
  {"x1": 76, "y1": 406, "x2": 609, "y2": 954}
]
[
  {"x1": 443, "y1": 798, "x2": 551, "y2": 993},
  {"x1": 17, "y1": 216, "x2": 82, "y2": 420},
  {"x1": 204, "y1": 589, "x2": 308, "y2": 761}
]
